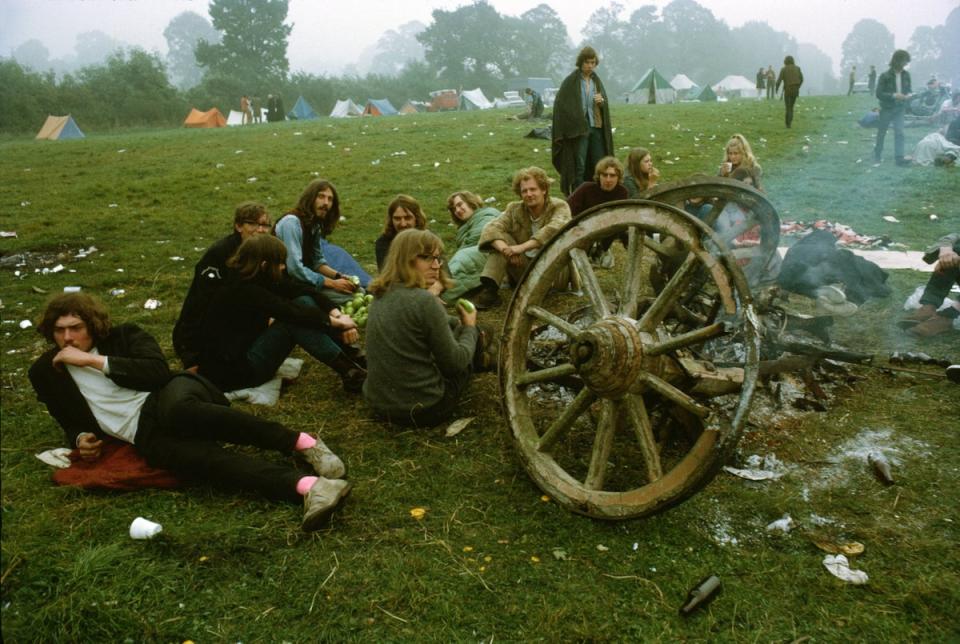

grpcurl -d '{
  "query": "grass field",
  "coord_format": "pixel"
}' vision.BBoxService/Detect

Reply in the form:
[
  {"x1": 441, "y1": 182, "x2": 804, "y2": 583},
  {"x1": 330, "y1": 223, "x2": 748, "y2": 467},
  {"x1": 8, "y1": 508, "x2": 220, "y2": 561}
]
[{"x1": 2, "y1": 95, "x2": 959, "y2": 641}]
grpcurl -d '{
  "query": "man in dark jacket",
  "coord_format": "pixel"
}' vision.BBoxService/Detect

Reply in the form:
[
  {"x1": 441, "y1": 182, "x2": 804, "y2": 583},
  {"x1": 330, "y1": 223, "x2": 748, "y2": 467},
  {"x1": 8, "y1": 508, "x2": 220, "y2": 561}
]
[
  {"x1": 874, "y1": 49, "x2": 913, "y2": 166},
  {"x1": 775, "y1": 55, "x2": 804, "y2": 128},
  {"x1": 172, "y1": 202, "x2": 271, "y2": 370},
  {"x1": 552, "y1": 46, "x2": 614, "y2": 196},
  {"x1": 29, "y1": 293, "x2": 350, "y2": 532}
]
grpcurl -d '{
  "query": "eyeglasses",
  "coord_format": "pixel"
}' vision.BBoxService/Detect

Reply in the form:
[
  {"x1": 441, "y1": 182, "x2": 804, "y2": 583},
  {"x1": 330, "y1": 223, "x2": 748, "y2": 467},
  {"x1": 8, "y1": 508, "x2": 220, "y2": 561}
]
[{"x1": 416, "y1": 254, "x2": 444, "y2": 266}]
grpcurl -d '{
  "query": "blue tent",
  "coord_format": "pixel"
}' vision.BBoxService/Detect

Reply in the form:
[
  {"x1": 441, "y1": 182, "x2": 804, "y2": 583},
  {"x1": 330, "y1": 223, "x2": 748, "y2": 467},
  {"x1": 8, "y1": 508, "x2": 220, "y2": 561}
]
[
  {"x1": 363, "y1": 98, "x2": 398, "y2": 116},
  {"x1": 35, "y1": 115, "x2": 85, "y2": 140},
  {"x1": 287, "y1": 96, "x2": 319, "y2": 120}
]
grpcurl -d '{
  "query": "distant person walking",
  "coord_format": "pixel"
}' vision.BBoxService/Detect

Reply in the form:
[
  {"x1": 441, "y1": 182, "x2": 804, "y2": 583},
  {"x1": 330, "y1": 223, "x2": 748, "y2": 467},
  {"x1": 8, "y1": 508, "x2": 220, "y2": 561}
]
[
  {"x1": 240, "y1": 95, "x2": 252, "y2": 125},
  {"x1": 252, "y1": 95, "x2": 262, "y2": 123},
  {"x1": 756, "y1": 68, "x2": 765, "y2": 93},
  {"x1": 765, "y1": 65, "x2": 776, "y2": 99},
  {"x1": 552, "y1": 46, "x2": 614, "y2": 196},
  {"x1": 847, "y1": 67, "x2": 857, "y2": 96},
  {"x1": 868, "y1": 65, "x2": 877, "y2": 93},
  {"x1": 776, "y1": 56, "x2": 804, "y2": 128},
  {"x1": 874, "y1": 49, "x2": 913, "y2": 166}
]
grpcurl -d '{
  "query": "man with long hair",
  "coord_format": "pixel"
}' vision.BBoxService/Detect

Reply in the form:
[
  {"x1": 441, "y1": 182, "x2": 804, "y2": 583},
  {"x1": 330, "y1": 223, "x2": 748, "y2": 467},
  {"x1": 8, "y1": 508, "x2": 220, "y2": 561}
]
[
  {"x1": 874, "y1": 49, "x2": 913, "y2": 166},
  {"x1": 29, "y1": 293, "x2": 351, "y2": 532}
]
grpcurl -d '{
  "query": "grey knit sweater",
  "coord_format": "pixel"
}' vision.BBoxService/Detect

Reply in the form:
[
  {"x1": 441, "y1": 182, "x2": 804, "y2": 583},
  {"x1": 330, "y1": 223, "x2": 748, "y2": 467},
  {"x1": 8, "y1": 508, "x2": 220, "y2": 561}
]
[{"x1": 363, "y1": 285, "x2": 477, "y2": 415}]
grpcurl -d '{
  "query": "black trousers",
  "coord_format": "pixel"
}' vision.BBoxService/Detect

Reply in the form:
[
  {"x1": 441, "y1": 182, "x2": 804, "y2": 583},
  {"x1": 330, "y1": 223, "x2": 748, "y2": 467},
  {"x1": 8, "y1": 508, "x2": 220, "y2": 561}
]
[
  {"x1": 374, "y1": 368, "x2": 472, "y2": 429},
  {"x1": 136, "y1": 375, "x2": 302, "y2": 502},
  {"x1": 920, "y1": 266, "x2": 960, "y2": 307},
  {"x1": 784, "y1": 91, "x2": 798, "y2": 127}
]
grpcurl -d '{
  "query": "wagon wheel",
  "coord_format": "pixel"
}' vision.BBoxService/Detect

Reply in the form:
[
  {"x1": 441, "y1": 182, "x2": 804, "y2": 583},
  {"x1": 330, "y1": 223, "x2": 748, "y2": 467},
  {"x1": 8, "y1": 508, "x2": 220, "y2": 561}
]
[
  {"x1": 499, "y1": 201, "x2": 760, "y2": 519},
  {"x1": 639, "y1": 175, "x2": 781, "y2": 289}
]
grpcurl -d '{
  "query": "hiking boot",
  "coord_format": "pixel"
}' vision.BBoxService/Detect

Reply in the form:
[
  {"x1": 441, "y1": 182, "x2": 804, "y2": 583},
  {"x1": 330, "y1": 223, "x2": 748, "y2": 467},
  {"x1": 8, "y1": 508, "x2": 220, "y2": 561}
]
[
  {"x1": 908, "y1": 313, "x2": 955, "y2": 337},
  {"x1": 473, "y1": 325, "x2": 498, "y2": 373},
  {"x1": 897, "y1": 304, "x2": 938, "y2": 329},
  {"x1": 330, "y1": 352, "x2": 366, "y2": 393},
  {"x1": 300, "y1": 438, "x2": 346, "y2": 479},
  {"x1": 301, "y1": 477, "x2": 351, "y2": 532},
  {"x1": 474, "y1": 284, "x2": 501, "y2": 310}
]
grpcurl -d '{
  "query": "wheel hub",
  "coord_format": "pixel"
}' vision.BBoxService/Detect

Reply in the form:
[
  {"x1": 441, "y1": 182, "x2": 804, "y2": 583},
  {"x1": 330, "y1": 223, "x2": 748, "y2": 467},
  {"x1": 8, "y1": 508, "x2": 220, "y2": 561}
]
[{"x1": 569, "y1": 317, "x2": 645, "y2": 398}]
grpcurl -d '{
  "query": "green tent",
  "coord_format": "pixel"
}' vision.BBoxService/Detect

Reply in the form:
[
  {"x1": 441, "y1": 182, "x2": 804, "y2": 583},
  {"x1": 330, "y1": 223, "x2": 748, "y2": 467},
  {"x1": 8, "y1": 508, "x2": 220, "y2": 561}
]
[
  {"x1": 628, "y1": 68, "x2": 676, "y2": 104},
  {"x1": 694, "y1": 85, "x2": 718, "y2": 102}
]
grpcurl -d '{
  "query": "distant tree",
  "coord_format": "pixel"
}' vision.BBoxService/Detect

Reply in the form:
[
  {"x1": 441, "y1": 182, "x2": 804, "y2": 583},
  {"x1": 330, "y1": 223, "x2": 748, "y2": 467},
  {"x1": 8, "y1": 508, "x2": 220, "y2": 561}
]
[
  {"x1": 77, "y1": 49, "x2": 183, "y2": 127},
  {"x1": 796, "y1": 42, "x2": 837, "y2": 95},
  {"x1": 907, "y1": 25, "x2": 946, "y2": 84},
  {"x1": 581, "y1": 3, "x2": 632, "y2": 93},
  {"x1": 511, "y1": 4, "x2": 573, "y2": 81},
  {"x1": 195, "y1": 0, "x2": 292, "y2": 89},
  {"x1": 943, "y1": 7, "x2": 960, "y2": 88},
  {"x1": 164, "y1": 11, "x2": 220, "y2": 90},
  {"x1": 11, "y1": 39, "x2": 52, "y2": 73},
  {"x1": 729, "y1": 21, "x2": 796, "y2": 79},
  {"x1": 74, "y1": 30, "x2": 126, "y2": 68},
  {"x1": 0, "y1": 59, "x2": 58, "y2": 133},
  {"x1": 659, "y1": 0, "x2": 732, "y2": 86},
  {"x1": 418, "y1": 1, "x2": 513, "y2": 86},
  {"x1": 841, "y1": 19, "x2": 894, "y2": 73},
  {"x1": 367, "y1": 21, "x2": 426, "y2": 76}
]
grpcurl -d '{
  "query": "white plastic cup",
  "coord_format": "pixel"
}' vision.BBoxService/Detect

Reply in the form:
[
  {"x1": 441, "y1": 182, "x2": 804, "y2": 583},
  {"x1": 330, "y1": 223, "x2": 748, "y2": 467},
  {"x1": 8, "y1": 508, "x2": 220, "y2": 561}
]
[{"x1": 129, "y1": 516, "x2": 162, "y2": 539}]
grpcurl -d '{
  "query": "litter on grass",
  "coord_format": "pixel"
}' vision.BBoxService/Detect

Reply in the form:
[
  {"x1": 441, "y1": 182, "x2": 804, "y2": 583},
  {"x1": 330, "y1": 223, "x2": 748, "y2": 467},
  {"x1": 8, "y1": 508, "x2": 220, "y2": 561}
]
[
  {"x1": 822, "y1": 554, "x2": 868, "y2": 584},
  {"x1": 143, "y1": 299, "x2": 161, "y2": 310},
  {"x1": 723, "y1": 453, "x2": 787, "y2": 481},
  {"x1": 766, "y1": 514, "x2": 795, "y2": 533},
  {"x1": 444, "y1": 416, "x2": 474, "y2": 437}
]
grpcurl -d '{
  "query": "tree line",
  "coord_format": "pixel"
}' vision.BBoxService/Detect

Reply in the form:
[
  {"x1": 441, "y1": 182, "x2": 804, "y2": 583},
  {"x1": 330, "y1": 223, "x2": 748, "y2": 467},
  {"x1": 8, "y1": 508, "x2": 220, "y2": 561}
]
[{"x1": 1, "y1": 0, "x2": 957, "y2": 135}]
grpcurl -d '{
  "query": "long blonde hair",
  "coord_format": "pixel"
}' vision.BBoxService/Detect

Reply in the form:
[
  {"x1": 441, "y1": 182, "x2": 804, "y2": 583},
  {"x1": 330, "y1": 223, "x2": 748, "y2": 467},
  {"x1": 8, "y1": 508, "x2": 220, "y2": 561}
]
[
  {"x1": 724, "y1": 133, "x2": 760, "y2": 171},
  {"x1": 368, "y1": 229, "x2": 452, "y2": 297}
]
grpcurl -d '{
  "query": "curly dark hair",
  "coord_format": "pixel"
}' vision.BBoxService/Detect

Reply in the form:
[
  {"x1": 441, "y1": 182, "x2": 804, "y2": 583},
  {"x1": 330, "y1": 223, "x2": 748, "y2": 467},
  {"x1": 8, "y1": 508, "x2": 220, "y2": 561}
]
[{"x1": 37, "y1": 293, "x2": 112, "y2": 344}]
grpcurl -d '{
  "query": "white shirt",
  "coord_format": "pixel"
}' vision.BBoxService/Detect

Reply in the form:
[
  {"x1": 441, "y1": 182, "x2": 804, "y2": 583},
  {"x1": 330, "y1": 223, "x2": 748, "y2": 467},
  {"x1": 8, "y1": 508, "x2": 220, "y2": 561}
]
[{"x1": 67, "y1": 348, "x2": 149, "y2": 444}]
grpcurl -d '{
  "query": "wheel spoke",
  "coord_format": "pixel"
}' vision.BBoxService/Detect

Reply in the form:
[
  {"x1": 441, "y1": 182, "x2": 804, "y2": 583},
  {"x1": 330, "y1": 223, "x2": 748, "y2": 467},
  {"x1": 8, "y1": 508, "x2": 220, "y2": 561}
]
[
  {"x1": 569, "y1": 247, "x2": 610, "y2": 318},
  {"x1": 634, "y1": 371, "x2": 711, "y2": 418},
  {"x1": 621, "y1": 228, "x2": 645, "y2": 319},
  {"x1": 516, "y1": 362, "x2": 578, "y2": 386},
  {"x1": 537, "y1": 388, "x2": 596, "y2": 452},
  {"x1": 526, "y1": 305, "x2": 582, "y2": 339},
  {"x1": 637, "y1": 253, "x2": 700, "y2": 332},
  {"x1": 584, "y1": 399, "x2": 617, "y2": 490},
  {"x1": 702, "y1": 198, "x2": 728, "y2": 226},
  {"x1": 623, "y1": 394, "x2": 663, "y2": 482},
  {"x1": 645, "y1": 323, "x2": 726, "y2": 356}
]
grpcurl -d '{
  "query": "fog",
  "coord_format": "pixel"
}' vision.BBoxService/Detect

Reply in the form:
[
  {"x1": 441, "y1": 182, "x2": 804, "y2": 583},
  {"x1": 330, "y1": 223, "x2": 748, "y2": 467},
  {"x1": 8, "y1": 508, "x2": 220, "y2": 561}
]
[{"x1": 0, "y1": 0, "x2": 954, "y2": 76}]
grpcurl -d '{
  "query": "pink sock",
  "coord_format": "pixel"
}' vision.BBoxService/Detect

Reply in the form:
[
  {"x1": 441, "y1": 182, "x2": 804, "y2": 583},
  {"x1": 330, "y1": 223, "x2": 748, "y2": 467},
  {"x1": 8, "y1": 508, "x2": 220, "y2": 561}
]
[
  {"x1": 296, "y1": 476, "x2": 318, "y2": 496},
  {"x1": 294, "y1": 432, "x2": 316, "y2": 451}
]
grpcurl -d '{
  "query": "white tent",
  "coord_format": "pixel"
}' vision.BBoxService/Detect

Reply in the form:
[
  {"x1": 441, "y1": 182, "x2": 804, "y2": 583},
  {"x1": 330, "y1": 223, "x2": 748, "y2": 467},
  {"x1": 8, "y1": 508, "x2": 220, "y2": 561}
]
[
  {"x1": 226, "y1": 110, "x2": 245, "y2": 126},
  {"x1": 330, "y1": 99, "x2": 363, "y2": 118},
  {"x1": 460, "y1": 88, "x2": 494, "y2": 110},
  {"x1": 712, "y1": 75, "x2": 761, "y2": 97},
  {"x1": 627, "y1": 68, "x2": 676, "y2": 104},
  {"x1": 670, "y1": 74, "x2": 698, "y2": 91}
]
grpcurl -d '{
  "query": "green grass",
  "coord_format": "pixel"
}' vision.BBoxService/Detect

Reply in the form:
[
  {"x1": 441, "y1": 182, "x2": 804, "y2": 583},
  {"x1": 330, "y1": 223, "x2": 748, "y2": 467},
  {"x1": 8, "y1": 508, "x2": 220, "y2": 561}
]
[{"x1": 2, "y1": 96, "x2": 959, "y2": 641}]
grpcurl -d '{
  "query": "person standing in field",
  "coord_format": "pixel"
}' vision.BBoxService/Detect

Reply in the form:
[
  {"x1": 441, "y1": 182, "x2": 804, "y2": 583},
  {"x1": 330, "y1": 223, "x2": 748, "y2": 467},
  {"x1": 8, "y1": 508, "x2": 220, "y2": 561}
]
[
  {"x1": 765, "y1": 65, "x2": 776, "y2": 100},
  {"x1": 776, "y1": 56, "x2": 804, "y2": 128},
  {"x1": 241, "y1": 95, "x2": 252, "y2": 125},
  {"x1": 848, "y1": 67, "x2": 857, "y2": 95},
  {"x1": 874, "y1": 49, "x2": 913, "y2": 167},
  {"x1": 252, "y1": 95, "x2": 262, "y2": 123},
  {"x1": 552, "y1": 46, "x2": 614, "y2": 195},
  {"x1": 756, "y1": 68, "x2": 766, "y2": 94},
  {"x1": 868, "y1": 65, "x2": 877, "y2": 93}
]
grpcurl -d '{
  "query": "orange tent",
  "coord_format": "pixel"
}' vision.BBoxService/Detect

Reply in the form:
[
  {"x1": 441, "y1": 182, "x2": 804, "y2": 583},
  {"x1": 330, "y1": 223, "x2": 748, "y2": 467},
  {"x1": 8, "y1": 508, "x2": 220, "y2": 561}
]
[{"x1": 183, "y1": 108, "x2": 226, "y2": 128}]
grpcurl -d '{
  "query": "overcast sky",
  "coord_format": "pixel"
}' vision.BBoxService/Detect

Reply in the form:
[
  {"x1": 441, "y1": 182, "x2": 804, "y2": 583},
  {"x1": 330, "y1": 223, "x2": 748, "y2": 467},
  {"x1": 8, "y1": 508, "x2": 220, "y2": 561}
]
[{"x1": 0, "y1": 0, "x2": 954, "y2": 75}]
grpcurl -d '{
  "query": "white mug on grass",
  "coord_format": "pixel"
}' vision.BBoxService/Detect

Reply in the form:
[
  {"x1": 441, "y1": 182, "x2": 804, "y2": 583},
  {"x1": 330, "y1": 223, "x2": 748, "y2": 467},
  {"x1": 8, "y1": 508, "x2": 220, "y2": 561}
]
[{"x1": 129, "y1": 517, "x2": 162, "y2": 539}]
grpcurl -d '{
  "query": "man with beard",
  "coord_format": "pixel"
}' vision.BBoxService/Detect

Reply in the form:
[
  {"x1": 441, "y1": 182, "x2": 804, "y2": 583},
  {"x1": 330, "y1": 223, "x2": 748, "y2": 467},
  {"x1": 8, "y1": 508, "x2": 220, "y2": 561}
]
[
  {"x1": 472, "y1": 167, "x2": 572, "y2": 310},
  {"x1": 552, "y1": 46, "x2": 614, "y2": 196}
]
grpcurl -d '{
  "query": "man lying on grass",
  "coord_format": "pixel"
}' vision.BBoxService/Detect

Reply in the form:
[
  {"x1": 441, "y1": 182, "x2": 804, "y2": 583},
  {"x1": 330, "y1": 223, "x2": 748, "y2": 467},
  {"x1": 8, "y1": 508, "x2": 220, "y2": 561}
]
[{"x1": 28, "y1": 293, "x2": 350, "y2": 532}]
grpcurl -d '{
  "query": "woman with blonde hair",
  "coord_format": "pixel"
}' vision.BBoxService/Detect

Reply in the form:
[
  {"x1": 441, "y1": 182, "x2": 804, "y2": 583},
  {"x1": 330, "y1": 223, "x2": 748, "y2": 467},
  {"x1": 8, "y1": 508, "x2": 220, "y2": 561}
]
[
  {"x1": 374, "y1": 194, "x2": 428, "y2": 270},
  {"x1": 364, "y1": 229, "x2": 489, "y2": 427},
  {"x1": 718, "y1": 133, "x2": 762, "y2": 190},
  {"x1": 623, "y1": 147, "x2": 660, "y2": 197}
]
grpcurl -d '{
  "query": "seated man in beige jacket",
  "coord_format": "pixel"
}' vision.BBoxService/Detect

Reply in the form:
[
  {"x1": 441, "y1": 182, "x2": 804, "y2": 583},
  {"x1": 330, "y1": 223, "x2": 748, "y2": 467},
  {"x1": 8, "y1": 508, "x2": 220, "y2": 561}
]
[{"x1": 473, "y1": 166, "x2": 572, "y2": 309}]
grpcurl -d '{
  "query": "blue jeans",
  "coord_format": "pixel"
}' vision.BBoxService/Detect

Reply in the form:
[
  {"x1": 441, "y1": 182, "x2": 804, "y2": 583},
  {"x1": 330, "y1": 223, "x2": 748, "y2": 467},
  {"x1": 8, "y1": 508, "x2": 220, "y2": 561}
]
[
  {"x1": 575, "y1": 127, "x2": 607, "y2": 189},
  {"x1": 874, "y1": 107, "x2": 905, "y2": 161},
  {"x1": 245, "y1": 296, "x2": 341, "y2": 385}
]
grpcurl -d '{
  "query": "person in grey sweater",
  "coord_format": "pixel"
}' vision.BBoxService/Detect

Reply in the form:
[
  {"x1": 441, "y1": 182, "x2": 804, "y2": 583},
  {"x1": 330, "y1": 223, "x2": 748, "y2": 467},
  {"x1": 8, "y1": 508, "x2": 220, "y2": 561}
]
[{"x1": 363, "y1": 229, "x2": 479, "y2": 427}]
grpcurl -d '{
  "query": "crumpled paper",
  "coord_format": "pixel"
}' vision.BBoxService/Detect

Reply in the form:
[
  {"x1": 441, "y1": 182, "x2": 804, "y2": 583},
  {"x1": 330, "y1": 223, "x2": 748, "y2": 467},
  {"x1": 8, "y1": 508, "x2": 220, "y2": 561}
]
[
  {"x1": 822, "y1": 554, "x2": 868, "y2": 584},
  {"x1": 36, "y1": 448, "x2": 73, "y2": 469}
]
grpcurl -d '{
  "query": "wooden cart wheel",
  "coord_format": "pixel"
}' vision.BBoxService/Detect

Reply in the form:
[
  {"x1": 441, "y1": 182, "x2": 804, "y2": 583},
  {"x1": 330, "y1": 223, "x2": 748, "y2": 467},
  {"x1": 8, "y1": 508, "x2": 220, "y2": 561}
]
[
  {"x1": 499, "y1": 201, "x2": 761, "y2": 519},
  {"x1": 639, "y1": 175, "x2": 781, "y2": 288}
]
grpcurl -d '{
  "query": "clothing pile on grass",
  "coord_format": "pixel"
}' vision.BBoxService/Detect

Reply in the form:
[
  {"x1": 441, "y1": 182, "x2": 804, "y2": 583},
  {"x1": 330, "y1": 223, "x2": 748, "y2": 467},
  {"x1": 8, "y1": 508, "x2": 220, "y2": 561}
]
[{"x1": 779, "y1": 220, "x2": 899, "y2": 249}]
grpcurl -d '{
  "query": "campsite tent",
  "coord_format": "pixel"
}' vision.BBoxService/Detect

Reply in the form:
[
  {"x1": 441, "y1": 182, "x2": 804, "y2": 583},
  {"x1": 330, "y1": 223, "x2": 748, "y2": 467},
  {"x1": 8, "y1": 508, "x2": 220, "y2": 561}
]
[
  {"x1": 363, "y1": 98, "x2": 398, "y2": 116},
  {"x1": 459, "y1": 88, "x2": 494, "y2": 111},
  {"x1": 330, "y1": 99, "x2": 363, "y2": 118},
  {"x1": 628, "y1": 68, "x2": 676, "y2": 104},
  {"x1": 711, "y1": 75, "x2": 759, "y2": 97},
  {"x1": 428, "y1": 90, "x2": 459, "y2": 112},
  {"x1": 670, "y1": 74, "x2": 701, "y2": 100},
  {"x1": 184, "y1": 108, "x2": 226, "y2": 128},
  {"x1": 226, "y1": 110, "x2": 245, "y2": 126},
  {"x1": 288, "y1": 96, "x2": 319, "y2": 120},
  {"x1": 693, "y1": 85, "x2": 718, "y2": 102},
  {"x1": 399, "y1": 101, "x2": 427, "y2": 115},
  {"x1": 35, "y1": 115, "x2": 85, "y2": 140}
]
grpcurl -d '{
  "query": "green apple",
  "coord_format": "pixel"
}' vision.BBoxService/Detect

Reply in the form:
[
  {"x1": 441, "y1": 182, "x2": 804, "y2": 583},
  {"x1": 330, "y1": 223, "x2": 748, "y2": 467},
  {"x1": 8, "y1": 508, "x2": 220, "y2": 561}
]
[{"x1": 457, "y1": 298, "x2": 476, "y2": 313}]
